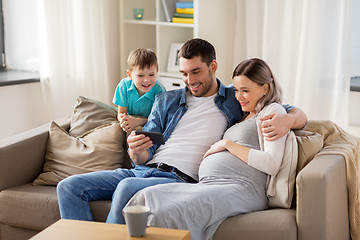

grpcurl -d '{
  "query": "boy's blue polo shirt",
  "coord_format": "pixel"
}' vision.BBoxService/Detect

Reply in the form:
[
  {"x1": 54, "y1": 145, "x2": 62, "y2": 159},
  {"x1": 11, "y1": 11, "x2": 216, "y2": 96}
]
[{"x1": 112, "y1": 77, "x2": 166, "y2": 117}]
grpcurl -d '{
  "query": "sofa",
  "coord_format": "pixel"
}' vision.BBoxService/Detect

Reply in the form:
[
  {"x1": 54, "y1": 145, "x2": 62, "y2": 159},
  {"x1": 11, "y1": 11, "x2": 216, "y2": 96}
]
[{"x1": 0, "y1": 97, "x2": 351, "y2": 240}]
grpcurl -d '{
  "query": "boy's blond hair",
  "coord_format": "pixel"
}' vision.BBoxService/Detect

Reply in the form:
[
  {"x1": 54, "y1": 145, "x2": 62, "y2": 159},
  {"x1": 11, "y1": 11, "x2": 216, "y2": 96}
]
[{"x1": 127, "y1": 48, "x2": 158, "y2": 71}]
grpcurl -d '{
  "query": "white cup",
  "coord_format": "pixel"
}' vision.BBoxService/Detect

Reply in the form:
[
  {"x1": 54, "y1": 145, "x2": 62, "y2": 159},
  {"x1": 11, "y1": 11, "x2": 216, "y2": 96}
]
[{"x1": 122, "y1": 205, "x2": 151, "y2": 237}]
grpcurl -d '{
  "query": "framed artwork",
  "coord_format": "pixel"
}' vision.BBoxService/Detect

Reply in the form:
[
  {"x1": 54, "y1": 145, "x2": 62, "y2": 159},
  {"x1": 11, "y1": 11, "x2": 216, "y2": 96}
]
[{"x1": 167, "y1": 43, "x2": 183, "y2": 72}]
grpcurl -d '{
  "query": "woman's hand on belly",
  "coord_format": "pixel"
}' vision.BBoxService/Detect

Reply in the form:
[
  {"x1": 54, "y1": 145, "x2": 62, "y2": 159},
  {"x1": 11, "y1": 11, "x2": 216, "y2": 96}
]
[
  {"x1": 203, "y1": 139, "x2": 228, "y2": 159},
  {"x1": 204, "y1": 139, "x2": 251, "y2": 165}
]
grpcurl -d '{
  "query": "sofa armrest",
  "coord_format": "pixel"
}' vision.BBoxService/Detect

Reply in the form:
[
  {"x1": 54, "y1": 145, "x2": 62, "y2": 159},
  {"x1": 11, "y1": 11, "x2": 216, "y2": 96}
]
[
  {"x1": 0, "y1": 117, "x2": 71, "y2": 191},
  {"x1": 296, "y1": 154, "x2": 349, "y2": 240}
]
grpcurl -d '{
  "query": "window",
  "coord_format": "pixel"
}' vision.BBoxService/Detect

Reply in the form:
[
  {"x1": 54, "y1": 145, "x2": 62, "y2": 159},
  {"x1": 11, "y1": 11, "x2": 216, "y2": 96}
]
[
  {"x1": 0, "y1": 0, "x2": 6, "y2": 70},
  {"x1": 0, "y1": 0, "x2": 40, "y2": 86},
  {"x1": 350, "y1": 0, "x2": 360, "y2": 92}
]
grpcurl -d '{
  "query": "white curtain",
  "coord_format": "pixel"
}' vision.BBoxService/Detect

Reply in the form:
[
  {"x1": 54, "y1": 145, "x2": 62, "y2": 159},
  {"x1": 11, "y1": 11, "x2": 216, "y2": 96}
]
[
  {"x1": 233, "y1": 0, "x2": 352, "y2": 128},
  {"x1": 37, "y1": 0, "x2": 120, "y2": 120}
]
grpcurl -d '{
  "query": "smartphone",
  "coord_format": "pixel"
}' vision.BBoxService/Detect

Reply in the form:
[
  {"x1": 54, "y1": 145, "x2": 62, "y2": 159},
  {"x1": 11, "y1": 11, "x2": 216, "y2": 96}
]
[{"x1": 134, "y1": 130, "x2": 165, "y2": 145}]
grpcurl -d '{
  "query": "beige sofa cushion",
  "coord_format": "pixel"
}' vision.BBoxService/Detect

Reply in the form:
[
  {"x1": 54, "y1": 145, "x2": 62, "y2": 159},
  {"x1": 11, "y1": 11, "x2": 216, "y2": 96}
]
[
  {"x1": 69, "y1": 96, "x2": 118, "y2": 137},
  {"x1": 0, "y1": 184, "x2": 59, "y2": 230},
  {"x1": 294, "y1": 129, "x2": 324, "y2": 174},
  {"x1": 0, "y1": 184, "x2": 112, "y2": 231},
  {"x1": 214, "y1": 209, "x2": 297, "y2": 240},
  {"x1": 33, "y1": 121, "x2": 126, "y2": 186}
]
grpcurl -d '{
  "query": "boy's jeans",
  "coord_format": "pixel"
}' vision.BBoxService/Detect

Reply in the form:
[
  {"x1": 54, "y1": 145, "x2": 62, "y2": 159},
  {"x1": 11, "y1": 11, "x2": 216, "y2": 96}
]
[{"x1": 56, "y1": 165, "x2": 184, "y2": 224}]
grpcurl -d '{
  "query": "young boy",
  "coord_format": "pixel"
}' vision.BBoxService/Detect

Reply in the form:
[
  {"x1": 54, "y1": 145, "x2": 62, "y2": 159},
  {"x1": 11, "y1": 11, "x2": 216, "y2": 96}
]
[{"x1": 113, "y1": 48, "x2": 166, "y2": 132}]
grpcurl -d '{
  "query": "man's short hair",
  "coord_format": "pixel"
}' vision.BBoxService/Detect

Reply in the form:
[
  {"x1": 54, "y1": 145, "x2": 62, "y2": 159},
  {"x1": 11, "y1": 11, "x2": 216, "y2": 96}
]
[{"x1": 178, "y1": 38, "x2": 216, "y2": 66}]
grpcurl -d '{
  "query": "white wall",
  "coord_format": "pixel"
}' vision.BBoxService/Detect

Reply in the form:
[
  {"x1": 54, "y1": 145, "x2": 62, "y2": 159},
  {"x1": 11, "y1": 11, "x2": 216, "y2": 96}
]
[
  {"x1": 0, "y1": 82, "x2": 55, "y2": 139},
  {"x1": 348, "y1": 91, "x2": 360, "y2": 137},
  {"x1": 198, "y1": 0, "x2": 236, "y2": 85},
  {"x1": 349, "y1": 91, "x2": 360, "y2": 126}
]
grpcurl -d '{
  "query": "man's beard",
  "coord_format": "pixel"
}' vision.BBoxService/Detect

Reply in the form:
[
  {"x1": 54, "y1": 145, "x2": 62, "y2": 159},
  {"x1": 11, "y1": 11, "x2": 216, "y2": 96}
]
[{"x1": 187, "y1": 70, "x2": 215, "y2": 97}]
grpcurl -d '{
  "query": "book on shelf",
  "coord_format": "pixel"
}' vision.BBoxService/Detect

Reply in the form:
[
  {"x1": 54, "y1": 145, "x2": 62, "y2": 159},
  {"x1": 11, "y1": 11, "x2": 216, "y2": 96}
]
[
  {"x1": 161, "y1": 0, "x2": 178, "y2": 22},
  {"x1": 174, "y1": 12, "x2": 193, "y2": 18},
  {"x1": 172, "y1": 17, "x2": 194, "y2": 24},
  {"x1": 175, "y1": 2, "x2": 194, "y2": 9},
  {"x1": 176, "y1": 8, "x2": 194, "y2": 14}
]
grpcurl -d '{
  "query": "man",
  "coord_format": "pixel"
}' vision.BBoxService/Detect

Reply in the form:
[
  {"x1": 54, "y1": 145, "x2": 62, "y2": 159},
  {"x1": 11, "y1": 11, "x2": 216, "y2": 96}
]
[{"x1": 57, "y1": 38, "x2": 307, "y2": 224}]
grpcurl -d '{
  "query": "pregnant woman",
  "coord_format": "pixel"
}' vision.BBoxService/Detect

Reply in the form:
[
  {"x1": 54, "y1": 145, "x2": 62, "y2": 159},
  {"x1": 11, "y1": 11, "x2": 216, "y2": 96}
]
[{"x1": 126, "y1": 58, "x2": 295, "y2": 240}]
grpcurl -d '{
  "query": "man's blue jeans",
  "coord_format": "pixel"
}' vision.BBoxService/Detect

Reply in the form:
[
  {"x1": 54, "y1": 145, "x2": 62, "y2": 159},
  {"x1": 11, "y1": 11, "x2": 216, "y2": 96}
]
[{"x1": 56, "y1": 165, "x2": 184, "y2": 224}]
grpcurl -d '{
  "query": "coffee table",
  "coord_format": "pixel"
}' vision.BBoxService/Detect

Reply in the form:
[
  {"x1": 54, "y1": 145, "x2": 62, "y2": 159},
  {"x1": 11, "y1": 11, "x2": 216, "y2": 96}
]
[{"x1": 30, "y1": 219, "x2": 190, "y2": 240}]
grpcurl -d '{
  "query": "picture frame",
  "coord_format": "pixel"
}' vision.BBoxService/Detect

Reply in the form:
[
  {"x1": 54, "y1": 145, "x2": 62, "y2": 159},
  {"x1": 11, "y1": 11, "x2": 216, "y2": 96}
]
[{"x1": 167, "y1": 43, "x2": 183, "y2": 72}]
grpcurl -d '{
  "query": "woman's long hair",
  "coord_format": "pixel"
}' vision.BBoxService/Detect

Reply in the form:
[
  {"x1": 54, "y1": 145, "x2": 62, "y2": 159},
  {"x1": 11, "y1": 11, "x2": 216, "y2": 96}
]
[{"x1": 232, "y1": 58, "x2": 283, "y2": 113}]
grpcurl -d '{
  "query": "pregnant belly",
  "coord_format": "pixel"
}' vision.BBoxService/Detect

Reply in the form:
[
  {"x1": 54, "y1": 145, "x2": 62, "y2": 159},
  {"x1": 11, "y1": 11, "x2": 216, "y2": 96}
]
[{"x1": 199, "y1": 151, "x2": 267, "y2": 183}]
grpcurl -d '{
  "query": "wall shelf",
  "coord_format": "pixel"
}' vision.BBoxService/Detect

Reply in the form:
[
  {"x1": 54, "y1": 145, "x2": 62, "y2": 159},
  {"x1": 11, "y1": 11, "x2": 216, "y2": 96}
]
[
  {"x1": 123, "y1": 20, "x2": 157, "y2": 25},
  {"x1": 120, "y1": 0, "x2": 197, "y2": 89},
  {"x1": 119, "y1": 0, "x2": 237, "y2": 88},
  {"x1": 158, "y1": 22, "x2": 194, "y2": 28}
]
